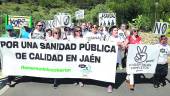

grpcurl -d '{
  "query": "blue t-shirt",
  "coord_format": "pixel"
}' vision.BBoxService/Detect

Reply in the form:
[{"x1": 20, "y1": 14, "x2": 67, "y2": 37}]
[{"x1": 20, "y1": 27, "x2": 31, "y2": 39}]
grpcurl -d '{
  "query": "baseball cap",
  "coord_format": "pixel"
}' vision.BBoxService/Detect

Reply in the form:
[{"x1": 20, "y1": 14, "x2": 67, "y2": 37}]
[{"x1": 5, "y1": 24, "x2": 14, "y2": 30}]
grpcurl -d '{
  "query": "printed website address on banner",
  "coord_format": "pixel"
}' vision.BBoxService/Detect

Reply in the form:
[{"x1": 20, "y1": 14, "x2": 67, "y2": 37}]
[{"x1": 21, "y1": 65, "x2": 71, "y2": 72}]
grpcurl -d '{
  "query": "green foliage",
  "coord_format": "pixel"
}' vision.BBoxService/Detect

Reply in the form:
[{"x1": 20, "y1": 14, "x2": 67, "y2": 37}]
[{"x1": 128, "y1": 15, "x2": 152, "y2": 31}]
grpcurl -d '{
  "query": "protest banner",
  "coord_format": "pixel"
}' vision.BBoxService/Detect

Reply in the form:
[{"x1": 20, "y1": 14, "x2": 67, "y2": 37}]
[
  {"x1": 126, "y1": 44, "x2": 159, "y2": 74},
  {"x1": 154, "y1": 22, "x2": 169, "y2": 35},
  {"x1": 99, "y1": 13, "x2": 116, "y2": 27},
  {"x1": 6, "y1": 15, "x2": 32, "y2": 29},
  {"x1": 75, "y1": 10, "x2": 84, "y2": 20},
  {"x1": 0, "y1": 38, "x2": 117, "y2": 83}
]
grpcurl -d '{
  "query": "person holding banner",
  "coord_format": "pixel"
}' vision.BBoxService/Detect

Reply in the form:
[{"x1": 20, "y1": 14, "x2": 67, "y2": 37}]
[
  {"x1": 106, "y1": 25, "x2": 124, "y2": 93},
  {"x1": 124, "y1": 28, "x2": 142, "y2": 90},
  {"x1": 71, "y1": 26, "x2": 84, "y2": 87},
  {"x1": 29, "y1": 21, "x2": 45, "y2": 39},
  {"x1": 3, "y1": 24, "x2": 17, "y2": 87},
  {"x1": 153, "y1": 35, "x2": 170, "y2": 88},
  {"x1": 52, "y1": 27, "x2": 62, "y2": 40},
  {"x1": 45, "y1": 28, "x2": 53, "y2": 40},
  {"x1": 84, "y1": 25, "x2": 102, "y2": 41},
  {"x1": 3, "y1": 24, "x2": 17, "y2": 38},
  {"x1": 118, "y1": 24, "x2": 130, "y2": 69}
]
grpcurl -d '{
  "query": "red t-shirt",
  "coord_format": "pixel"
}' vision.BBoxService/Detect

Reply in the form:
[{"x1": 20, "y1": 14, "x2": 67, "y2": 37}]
[{"x1": 128, "y1": 35, "x2": 142, "y2": 44}]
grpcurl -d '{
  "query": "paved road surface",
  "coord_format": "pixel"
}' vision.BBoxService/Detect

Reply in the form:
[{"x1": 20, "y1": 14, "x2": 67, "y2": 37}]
[{"x1": 1, "y1": 70, "x2": 170, "y2": 96}]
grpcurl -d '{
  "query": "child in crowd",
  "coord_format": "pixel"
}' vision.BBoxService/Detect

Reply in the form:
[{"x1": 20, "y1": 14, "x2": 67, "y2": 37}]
[{"x1": 153, "y1": 35, "x2": 170, "y2": 88}]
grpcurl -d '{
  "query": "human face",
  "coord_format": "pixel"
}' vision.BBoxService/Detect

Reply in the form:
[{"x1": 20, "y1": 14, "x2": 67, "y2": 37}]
[
  {"x1": 53, "y1": 32, "x2": 60, "y2": 39},
  {"x1": 75, "y1": 29, "x2": 81, "y2": 37},
  {"x1": 47, "y1": 30, "x2": 52, "y2": 37},
  {"x1": 132, "y1": 30, "x2": 138, "y2": 36},
  {"x1": 91, "y1": 25, "x2": 98, "y2": 34},
  {"x1": 121, "y1": 24, "x2": 126, "y2": 30},
  {"x1": 36, "y1": 22, "x2": 43, "y2": 31},
  {"x1": 81, "y1": 23, "x2": 86, "y2": 29},
  {"x1": 160, "y1": 37, "x2": 168, "y2": 45},
  {"x1": 111, "y1": 28, "x2": 118, "y2": 37}
]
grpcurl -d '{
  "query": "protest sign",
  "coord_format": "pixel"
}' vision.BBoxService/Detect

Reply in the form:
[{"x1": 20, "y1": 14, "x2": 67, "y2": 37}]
[
  {"x1": 75, "y1": 10, "x2": 84, "y2": 20},
  {"x1": 0, "y1": 38, "x2": 117, "y2": 83},
  {"x1": 44, "y1": 14, "x2": 72, "y2": 29},
  {"x1": 6, "y1": 15, "x2": 32, "y2": 29},
  {"x1": 154, "y1": 22, "x2": 169, "y2": 35},
  {"x1": 54, "y1": 14, "x2": 71, "y2": 27},
  {"x1": 99, "y1": 13, "x2": 116, "y2": 27},
  {"x1": 126, "y1": 44, "x2": 159, "y2": 74}
]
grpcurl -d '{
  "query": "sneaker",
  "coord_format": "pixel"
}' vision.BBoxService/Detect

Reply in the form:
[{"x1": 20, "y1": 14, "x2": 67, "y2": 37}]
[
  {"x1": 153, "y1": 83, "x2": 160, "y2": 88},
  {"x1": 126, "y1": 80, "x2": 134, "y2": 90},
  {"x1": 107, "y1": 85, "x2": 113, "y2": 93},
  {"x1": 79, "y1": 82, "x2": 84, "y2": 87},
  {"x1": 73, "y1": 82, "x2": 78, "y2": 86},
  {"x1": 129, "y1": 84, "x2": 134, "y2": 91},
  {"x1": 118, "y1": 65, "x2": 123, "y2": 70},
  {"x1": 160, "y1": 80, "x2": 166, "y2": 87}
]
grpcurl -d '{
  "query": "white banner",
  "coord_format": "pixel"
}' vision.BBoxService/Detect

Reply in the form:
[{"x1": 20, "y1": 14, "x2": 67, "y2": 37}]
[
  {"x1": 99, "y1": 13, "x2": 116, "y2": 27},
  {"x1": 54, "y1": 14, "x2": 71, "y2": 27},
  {"x1": 126, "y1": 44, "x2": 159, "y2": 74},
  {"x1": 154, "y1": 22, "x2": 169, "y2": 35},
  {"x1": 0, "y1": 38, "x2": 117, "y2": 83},
  {"x1": 75, "y1": 10, "x2": 84, "y2": 20}
]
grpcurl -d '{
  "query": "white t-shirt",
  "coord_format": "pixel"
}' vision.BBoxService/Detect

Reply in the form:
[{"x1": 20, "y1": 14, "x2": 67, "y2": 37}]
[
  {"x1": 29, "y1": 29, "x2": 45, "y2": 39},
  {"x1": 84, "y1": 32, "x2": 102, "y2": 41},
  {"x1": 107, "y1": 36, "x2": 122, "y2": 64},
  {"x1": 118, "y1": 30, "x2": 126, "y2": 42},
  {"x1": 156, "y1": 44, "x2": 170, "y2": 64}
]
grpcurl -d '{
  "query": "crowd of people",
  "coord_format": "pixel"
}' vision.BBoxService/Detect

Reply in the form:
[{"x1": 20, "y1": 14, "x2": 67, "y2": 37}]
[{"x1": 3, "y1": 21, "x2": 170, "y2": 93}]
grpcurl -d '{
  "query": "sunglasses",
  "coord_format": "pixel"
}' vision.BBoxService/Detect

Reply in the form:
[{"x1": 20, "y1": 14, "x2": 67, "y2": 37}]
[
  {"x1": 92, "y1": 26, "x2": 97, "y2": 28},
  {"x1": 37, "y1": 25, "x2": 42, "y2": 27},
  {"x1": 75, "y1": 30, "x2": 81, "y2": 32}
]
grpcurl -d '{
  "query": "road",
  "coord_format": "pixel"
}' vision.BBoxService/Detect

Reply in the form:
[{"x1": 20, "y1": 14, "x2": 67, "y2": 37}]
[{"x1": 1, "y1": 70, "x2": 170, "y2": 96}]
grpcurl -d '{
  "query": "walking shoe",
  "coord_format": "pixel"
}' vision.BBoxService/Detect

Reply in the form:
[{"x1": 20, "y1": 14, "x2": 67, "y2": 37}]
[
  {"x1": 126, "y1": 80, "x2": 134, "y2": 90},
  {"x1": 79, "y1": 82, "x2": 84, "y2": 87},
  {"x1": 153, "y1": 83, "x2": 160, "y2": 88},
  {"x1": 107, "y1": 85, "x2": 113, "y2": 93},
  {"x1": 73, "y1": 82, "x2": 78, "y2": 86},
  {"x1": 118, "y1": 66, "x2": 123, "y2": 70},
  {"x1": 160, "y1": 80, "x2": 166, "y2": 87},
  {"x1": 129, "y1": 84, "x2": 134, "y2": 91}
]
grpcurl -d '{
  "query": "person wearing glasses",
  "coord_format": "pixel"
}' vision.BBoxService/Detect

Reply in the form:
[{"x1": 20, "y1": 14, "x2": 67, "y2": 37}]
[
  {"x1": 124, "y1": 28, "x2": 142, "y2": 90},
  {"x1": 84, "y1": 24, "x2": 102, "y2": 41},
  {"x1": 29, "y1": 21, "x2": 45, "y2": 39},
  {"x1": 70, "y1": 26, "x2": 84, "y2": 87},
  {"x1": 52, "y1": 27, "x2": 62, "y2": 40}
]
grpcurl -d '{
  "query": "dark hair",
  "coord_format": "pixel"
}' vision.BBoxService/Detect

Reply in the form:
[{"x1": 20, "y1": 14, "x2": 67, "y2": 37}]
[
  {"x1": 35, "y1": 21, "x2": 42, "y2": 26},
  {"x1": 109, "y1": 25, "x2": 117, "y2": 34},
  {"x1": 159, "y1": 35, "x2": 167, "y2": 41},
  {"x1": 46, "y1": 29, "x2": 52, "y2": 33}
]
